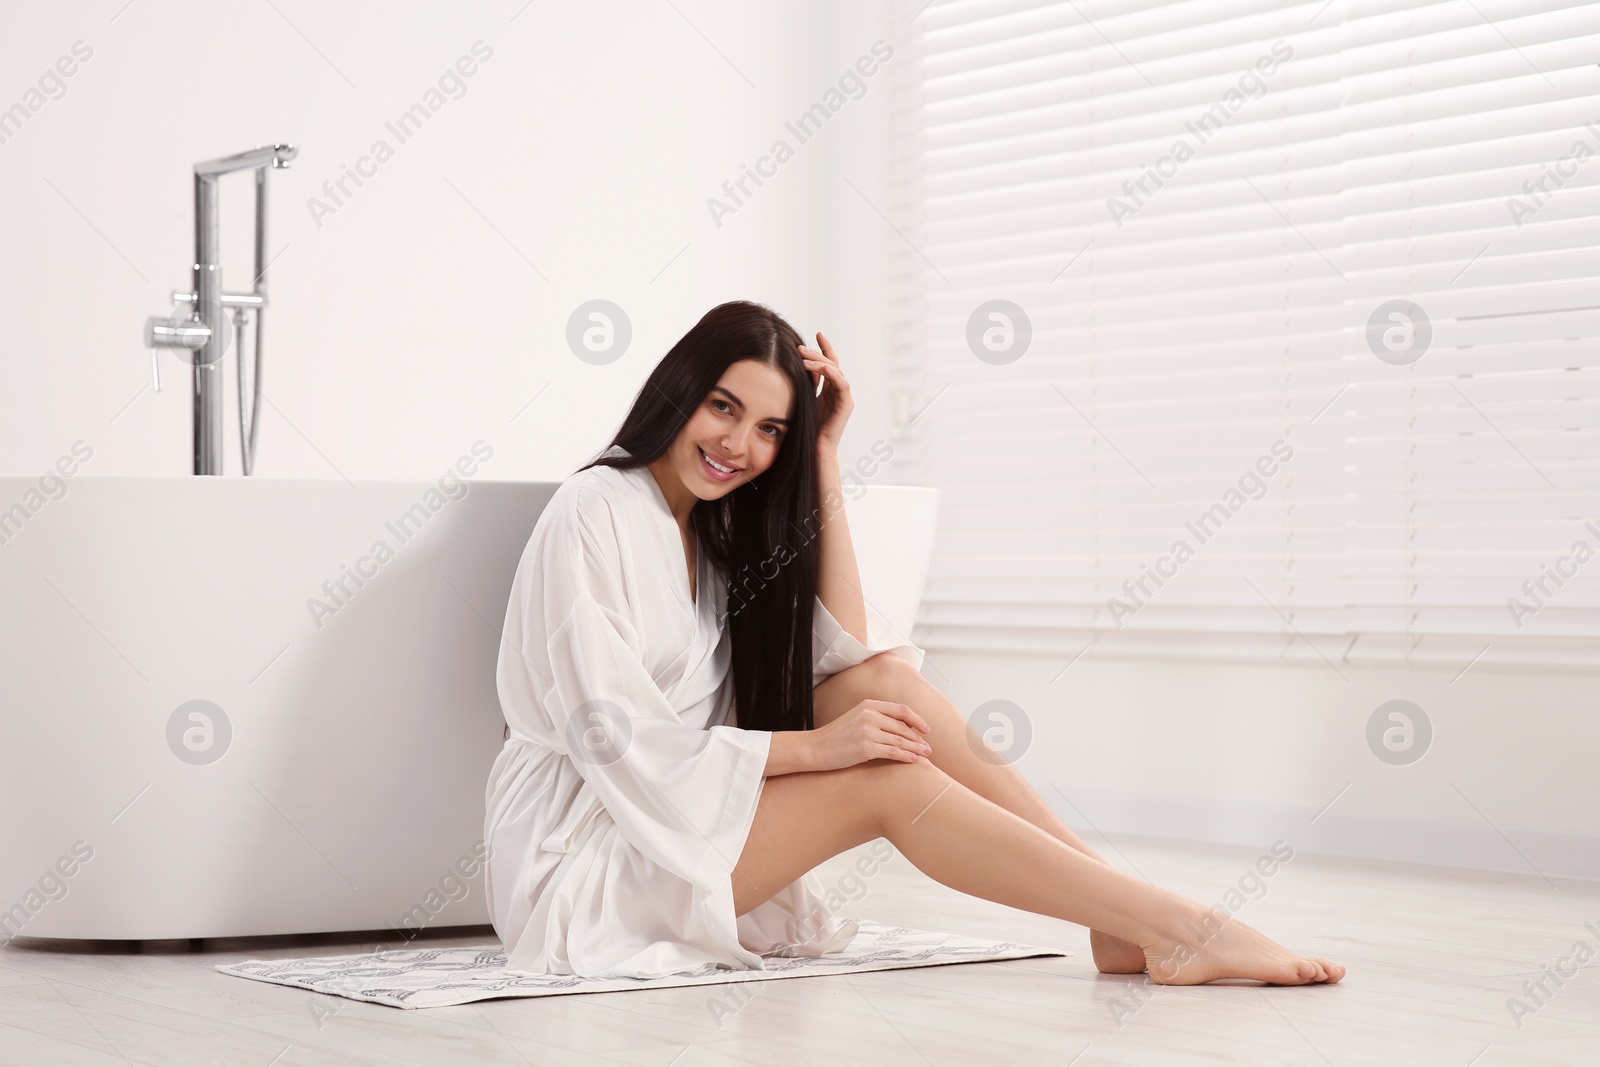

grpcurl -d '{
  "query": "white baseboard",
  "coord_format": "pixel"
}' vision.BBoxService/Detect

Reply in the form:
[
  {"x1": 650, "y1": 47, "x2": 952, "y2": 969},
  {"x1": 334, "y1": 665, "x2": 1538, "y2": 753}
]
[{"x1": 1044, "y1": 787, "x2": 1600, "y2": 884}]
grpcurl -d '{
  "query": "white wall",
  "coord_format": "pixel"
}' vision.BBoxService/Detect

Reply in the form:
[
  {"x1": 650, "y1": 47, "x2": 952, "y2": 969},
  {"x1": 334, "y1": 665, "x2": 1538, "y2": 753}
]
[
  {"x1": 0, "y1": 0, "x2": 903, "y2": 481},
  {"x1": 931, "y1": 650, "x2": 1600, "y2": 881}
]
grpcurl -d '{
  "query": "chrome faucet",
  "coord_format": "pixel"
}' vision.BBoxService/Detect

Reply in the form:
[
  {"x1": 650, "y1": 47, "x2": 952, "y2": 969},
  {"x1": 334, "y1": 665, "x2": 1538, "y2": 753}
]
[{"x1": 145, "y1": 143, "x2": 297, "y2": 475}]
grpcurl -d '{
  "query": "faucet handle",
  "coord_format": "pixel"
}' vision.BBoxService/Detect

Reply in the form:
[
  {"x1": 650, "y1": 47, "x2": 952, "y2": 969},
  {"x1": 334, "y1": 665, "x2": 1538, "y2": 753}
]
[
  {"x1": 144, "y1": 314, "x2": 214, "y2": 394},
  {"x1": 145, "y1": 314, "x2": 211, "y2": 351},
  {"x1": 145, "y1": 311, "x2": 206, "y2": 393}
]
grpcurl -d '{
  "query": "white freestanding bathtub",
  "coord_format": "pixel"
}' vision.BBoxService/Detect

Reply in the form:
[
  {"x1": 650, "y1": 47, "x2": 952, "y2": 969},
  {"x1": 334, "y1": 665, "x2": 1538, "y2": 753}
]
[{"x1": 0, "y1": 474, "x2": 937, "y2": 941}]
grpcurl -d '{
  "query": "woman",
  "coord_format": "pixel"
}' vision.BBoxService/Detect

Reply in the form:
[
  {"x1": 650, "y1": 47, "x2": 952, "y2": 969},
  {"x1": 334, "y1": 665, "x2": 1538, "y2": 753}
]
[{"x1": 483, "y1": 300, "x2": 1345, "y2": 987}]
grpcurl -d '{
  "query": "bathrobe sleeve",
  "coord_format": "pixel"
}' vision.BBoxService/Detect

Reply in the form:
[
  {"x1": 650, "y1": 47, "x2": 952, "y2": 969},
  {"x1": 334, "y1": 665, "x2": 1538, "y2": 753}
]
[
  {"x1": 510, "y1": 482, "x2": 773, "y2": 889},
  {"x1": 811, "y1": 594, "x2": 927, "y2": 687}
]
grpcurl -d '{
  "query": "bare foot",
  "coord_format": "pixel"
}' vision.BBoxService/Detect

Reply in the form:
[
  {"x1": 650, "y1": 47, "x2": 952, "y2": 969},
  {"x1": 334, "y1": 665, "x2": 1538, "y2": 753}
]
[
  {"x1": 1143, "y1": 907, "x2": 1346, "y2": 986},
  {"x1": 1092, "y1": 928, "x2": 1148, "y2": 974}
]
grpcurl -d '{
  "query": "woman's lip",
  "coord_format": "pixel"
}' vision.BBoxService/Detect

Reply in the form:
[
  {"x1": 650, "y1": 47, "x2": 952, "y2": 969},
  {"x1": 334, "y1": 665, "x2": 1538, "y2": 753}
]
[{"x1": 697, "y1": 445, "x2": 742, "y2": 478}]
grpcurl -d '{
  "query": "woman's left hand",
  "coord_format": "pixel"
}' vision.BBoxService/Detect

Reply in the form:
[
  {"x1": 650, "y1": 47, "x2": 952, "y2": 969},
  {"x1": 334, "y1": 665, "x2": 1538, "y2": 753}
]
[{"x1": 799, "y1": 331, "x2": 853, "y2": 455}]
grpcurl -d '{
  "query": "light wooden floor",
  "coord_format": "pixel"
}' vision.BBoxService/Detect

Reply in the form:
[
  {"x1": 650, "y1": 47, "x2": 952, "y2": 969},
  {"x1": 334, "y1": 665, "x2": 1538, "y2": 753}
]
[{"x1": 3, "y1": 837, "x2": 1597, "y2": 1066}]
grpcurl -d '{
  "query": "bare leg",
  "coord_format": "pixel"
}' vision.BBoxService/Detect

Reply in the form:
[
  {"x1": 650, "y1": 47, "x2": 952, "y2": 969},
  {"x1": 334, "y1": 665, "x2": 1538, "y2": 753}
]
[
  {"x1": 810, "y1": 654, "x2": 1146, "y2": 972},
  {"x1": 734, "y1": 755, "x2": 1343, "y2": 985}
]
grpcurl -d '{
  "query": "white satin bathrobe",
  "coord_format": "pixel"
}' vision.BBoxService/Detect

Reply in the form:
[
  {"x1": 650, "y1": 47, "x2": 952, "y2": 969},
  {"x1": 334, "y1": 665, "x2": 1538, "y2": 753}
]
[{"x1": 483, "y1": 448, "x2": 926, "y2": 978}]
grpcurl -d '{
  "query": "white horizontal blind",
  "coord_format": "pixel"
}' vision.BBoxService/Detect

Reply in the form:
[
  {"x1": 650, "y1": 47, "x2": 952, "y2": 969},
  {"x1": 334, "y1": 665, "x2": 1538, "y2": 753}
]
[{"x1": 887, "y1": 0, "x2": 1600, "y2": 667}]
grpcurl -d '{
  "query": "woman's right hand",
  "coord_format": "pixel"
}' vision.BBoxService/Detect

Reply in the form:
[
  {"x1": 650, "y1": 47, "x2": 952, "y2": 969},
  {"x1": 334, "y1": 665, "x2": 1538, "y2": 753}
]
[{"x1": 808, "y1": 699, "x2": 932, "y2": 772}]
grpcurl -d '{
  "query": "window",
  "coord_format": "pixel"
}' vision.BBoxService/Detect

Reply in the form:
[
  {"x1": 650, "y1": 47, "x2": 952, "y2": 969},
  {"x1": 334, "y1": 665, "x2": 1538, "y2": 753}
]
[{"x1": 887, "y1": 0, "x2": 1600, "y2": 667}]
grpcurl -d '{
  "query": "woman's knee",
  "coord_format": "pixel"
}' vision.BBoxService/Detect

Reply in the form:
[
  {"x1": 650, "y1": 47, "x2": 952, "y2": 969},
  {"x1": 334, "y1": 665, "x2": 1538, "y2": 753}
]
[
  {"x1": 839, "y1": 756, "x2": 954, "y2": 836},
  {"x1": 830, "y1": 651, "x2": 928, "y2": 704},
  {"x1": 813, "y1": 651, "x2": 930, "y2": 730}
]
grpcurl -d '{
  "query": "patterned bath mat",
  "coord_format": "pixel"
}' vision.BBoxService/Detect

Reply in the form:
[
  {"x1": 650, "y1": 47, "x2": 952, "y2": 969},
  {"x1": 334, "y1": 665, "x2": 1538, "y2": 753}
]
[{"x1": 216, "y1": 919, "x2": 1071, "y2": 1009}]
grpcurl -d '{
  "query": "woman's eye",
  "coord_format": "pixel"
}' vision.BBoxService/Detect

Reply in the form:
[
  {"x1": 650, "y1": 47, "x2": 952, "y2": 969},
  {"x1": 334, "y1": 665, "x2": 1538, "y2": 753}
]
[
  {"x1": 762, "y1": 425, "x2": 780, "y2": 437},
  {"x1": 711, "y1": 399, "x2": 731, "y2": 413}
]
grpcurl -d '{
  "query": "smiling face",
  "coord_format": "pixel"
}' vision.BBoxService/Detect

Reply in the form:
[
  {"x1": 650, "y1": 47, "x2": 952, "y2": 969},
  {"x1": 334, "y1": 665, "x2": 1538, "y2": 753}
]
[{"x1": 662, "y1": 358, "x2": 794, "y2": 504}]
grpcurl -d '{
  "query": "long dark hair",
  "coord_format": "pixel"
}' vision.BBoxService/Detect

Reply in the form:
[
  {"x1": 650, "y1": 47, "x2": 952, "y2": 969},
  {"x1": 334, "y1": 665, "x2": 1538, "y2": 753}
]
[{"x1": 580, "y1": 300, "x2": 820, "y2": 733}]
